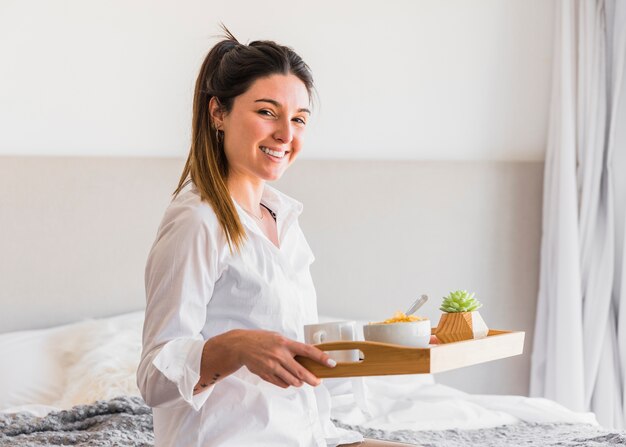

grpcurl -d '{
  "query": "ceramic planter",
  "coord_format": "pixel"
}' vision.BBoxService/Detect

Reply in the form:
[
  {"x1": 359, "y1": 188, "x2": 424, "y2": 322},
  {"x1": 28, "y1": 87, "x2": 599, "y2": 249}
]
[{"x1": 435, "y1": 311, "x2": 489, "y2": 343}]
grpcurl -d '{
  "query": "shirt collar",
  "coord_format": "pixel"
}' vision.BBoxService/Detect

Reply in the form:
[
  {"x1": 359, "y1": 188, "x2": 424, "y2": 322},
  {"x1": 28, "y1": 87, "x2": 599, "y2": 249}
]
[
  {"x1": 231, "y1": 184, "x2": 304, "y2": 238},
  {"x1": 188, "y1": 182, "x2": 303, "y2": 220},
  {"x1": 260, "y1": 184, "x2": 303, "y2": 219}
]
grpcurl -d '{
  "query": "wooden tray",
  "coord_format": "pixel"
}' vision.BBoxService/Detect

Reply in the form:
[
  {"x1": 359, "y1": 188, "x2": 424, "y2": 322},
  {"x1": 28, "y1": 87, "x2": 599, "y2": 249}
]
[{"x1": 295, "y1": 329, "x2": 525, "y2": 378}]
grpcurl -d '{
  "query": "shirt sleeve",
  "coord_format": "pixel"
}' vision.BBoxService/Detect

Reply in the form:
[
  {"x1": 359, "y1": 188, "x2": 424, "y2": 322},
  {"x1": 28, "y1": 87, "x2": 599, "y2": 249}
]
[{"x1": 137, "y1": 202, "x2": 222, "y2": 411}]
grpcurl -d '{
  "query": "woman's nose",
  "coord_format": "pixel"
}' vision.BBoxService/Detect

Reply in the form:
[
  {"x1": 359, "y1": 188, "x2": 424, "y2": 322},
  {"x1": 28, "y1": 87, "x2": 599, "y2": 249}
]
[{"x1": 273, "y1": 119, "x2": 293, "y2": 144}]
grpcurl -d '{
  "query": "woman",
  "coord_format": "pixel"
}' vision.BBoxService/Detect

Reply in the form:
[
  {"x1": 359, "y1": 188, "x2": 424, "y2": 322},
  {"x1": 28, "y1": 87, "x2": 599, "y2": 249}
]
[{"x1": 137, "y1": 29, "x2": 413, "y2": 447}]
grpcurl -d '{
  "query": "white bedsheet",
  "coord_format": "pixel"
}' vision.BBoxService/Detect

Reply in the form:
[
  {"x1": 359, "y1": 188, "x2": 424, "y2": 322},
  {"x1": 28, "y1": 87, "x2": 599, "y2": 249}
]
[
  {"x1": 0, "y1": 312, "x2": 598, "y2": 431},
  {"x1": 329, "y1": 376, "x2": 597, "y2": 431}
]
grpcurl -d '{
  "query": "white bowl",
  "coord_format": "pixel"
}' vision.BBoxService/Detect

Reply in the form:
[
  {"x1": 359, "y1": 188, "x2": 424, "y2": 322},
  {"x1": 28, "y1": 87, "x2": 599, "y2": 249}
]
[{"x1": 363, "y1": 319, "x2": 431, "y2": 348}]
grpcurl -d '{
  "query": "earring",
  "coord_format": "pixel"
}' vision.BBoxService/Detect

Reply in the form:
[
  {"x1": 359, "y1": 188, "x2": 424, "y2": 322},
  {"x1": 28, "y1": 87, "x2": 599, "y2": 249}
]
[{"x1": 215, "y1": 127, "x2": 223, "y2": 145}]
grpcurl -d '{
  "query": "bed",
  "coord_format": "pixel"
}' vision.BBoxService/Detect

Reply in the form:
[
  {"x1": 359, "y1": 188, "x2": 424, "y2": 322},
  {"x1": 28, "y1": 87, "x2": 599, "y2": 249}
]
[
  {"x1": 0, "y1": 310, "x2": 621, "y2": 446},
  {"x1": 1, "y1": 156, "x2": 624, "y2": 446}
]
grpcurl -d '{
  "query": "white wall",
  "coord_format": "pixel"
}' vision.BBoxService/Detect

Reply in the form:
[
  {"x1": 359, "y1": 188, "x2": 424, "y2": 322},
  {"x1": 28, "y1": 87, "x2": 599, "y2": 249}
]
[{"x1": 0, "y1": 0, "x2": 554, "y2": 160}]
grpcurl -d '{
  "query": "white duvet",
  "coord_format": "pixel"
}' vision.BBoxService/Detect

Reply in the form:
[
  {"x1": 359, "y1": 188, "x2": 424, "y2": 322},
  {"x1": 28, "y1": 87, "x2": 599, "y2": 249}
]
[
  {"x1": 329, "y1": 376, "x2": 596, "y2": 431},
  {"x1": 0, "y1": 312, "x2": 598, "y2": 431}
]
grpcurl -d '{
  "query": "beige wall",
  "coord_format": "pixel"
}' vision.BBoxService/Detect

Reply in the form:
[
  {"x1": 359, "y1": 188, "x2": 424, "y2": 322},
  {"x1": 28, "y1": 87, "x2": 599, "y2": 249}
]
[{"x1": 0, "y1": 157, "x2": 542, "y2": 396}]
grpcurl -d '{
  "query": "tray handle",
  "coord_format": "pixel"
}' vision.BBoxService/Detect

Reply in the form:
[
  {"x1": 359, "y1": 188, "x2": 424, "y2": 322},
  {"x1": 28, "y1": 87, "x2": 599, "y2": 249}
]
[{"x1": 312, "y1": 340, "x2": 419, "y2": 361}]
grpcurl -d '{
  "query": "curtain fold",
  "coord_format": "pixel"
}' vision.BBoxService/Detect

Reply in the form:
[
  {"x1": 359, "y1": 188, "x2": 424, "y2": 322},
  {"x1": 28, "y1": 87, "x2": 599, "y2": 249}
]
[
  {"x1": 531, "y1": 0, "x2": 626, "y2": 429},
  {"x1": 611, "y1": 0, "x2": 626, "y2": 431},
  {"x1": 530, "y1": 0, "x2": 585, "y2": 412}
]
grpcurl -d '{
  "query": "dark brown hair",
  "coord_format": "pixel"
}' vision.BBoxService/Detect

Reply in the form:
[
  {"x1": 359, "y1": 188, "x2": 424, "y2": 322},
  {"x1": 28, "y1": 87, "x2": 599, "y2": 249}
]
[{"x1": 174, "y1": 26, "x2": 314, "y2": 252}]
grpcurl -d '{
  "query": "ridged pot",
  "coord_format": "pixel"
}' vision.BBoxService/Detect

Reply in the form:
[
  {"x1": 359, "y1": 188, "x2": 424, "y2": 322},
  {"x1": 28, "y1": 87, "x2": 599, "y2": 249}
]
[{"x1": 435, "y1": 311, "x2": 489, "y2": 344}]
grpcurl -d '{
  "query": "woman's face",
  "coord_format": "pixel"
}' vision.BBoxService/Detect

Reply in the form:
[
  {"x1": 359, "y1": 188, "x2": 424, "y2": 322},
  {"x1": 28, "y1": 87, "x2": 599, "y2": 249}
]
[{"x1": 214, "y1": 74, "x2": 310, "y2": 183}]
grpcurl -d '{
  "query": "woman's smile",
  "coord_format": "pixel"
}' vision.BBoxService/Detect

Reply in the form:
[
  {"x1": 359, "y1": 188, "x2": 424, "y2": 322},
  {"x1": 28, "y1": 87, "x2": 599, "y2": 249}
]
[{"x1": 260, "y1": 146, "x2": 289, "y2": 161}]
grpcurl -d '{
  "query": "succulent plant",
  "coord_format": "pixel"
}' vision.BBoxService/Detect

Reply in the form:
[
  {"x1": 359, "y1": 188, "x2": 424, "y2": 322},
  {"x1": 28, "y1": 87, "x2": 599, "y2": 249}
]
[{"x1": 440, "y1": 290, "x2": 483, "y2": 313}]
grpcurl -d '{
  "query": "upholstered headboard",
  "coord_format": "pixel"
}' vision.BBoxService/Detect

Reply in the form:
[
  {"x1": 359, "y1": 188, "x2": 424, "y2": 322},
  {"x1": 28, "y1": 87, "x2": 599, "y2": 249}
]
[{"x1": 0, "y1": 156, "x2": 543, "y2": 396}]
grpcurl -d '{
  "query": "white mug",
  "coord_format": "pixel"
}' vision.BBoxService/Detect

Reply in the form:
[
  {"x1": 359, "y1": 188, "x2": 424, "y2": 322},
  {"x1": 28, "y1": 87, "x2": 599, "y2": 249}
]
[{"x1": 304, "y1": 321, "x2": 360, "y2": 363}]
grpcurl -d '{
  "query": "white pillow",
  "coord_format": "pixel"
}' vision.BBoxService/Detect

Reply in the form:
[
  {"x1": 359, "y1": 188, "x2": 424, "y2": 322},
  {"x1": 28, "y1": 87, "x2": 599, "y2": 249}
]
[
  {"x1": 0, "y1": 311, "x2": 145, "y2": 411},
  {"x1": 0, "y1": 319, "x2": 94, "y2": 410},
  {"x1": 53, "y1": 311, "x2": 144, "y2": 408}
]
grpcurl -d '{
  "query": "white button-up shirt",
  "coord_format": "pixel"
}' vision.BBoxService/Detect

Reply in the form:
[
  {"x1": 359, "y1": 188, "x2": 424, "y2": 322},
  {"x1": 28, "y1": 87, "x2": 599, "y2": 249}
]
[{"x1": 137, "y1": 184, "x2": 362, "y2": 447}]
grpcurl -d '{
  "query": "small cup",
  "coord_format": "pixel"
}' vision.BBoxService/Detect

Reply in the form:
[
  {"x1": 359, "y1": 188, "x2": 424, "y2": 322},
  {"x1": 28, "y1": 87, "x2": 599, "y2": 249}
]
[
  {"x1": 304, "y1": 321, "x2": 359, "y2": 362},
  {"x1": 363, "y1": 319, "x2": 431, "y2": 348}
]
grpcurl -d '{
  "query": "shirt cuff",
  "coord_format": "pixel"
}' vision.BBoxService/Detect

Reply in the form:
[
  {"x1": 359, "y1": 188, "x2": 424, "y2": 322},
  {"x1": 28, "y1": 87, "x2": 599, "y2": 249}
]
[{"x1": 152, "y1": 337, "x2": 212, "y2": 411}]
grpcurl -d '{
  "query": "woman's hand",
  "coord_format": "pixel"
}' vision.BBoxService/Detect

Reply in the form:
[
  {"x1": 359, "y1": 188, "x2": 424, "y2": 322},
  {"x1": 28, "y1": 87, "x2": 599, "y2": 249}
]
[
  {"x1": 231, "y1": 329, "x2": 335, "y2": 389},
  {"x1": 194, "y1": 329, "x2": 334, "y2": 394}
]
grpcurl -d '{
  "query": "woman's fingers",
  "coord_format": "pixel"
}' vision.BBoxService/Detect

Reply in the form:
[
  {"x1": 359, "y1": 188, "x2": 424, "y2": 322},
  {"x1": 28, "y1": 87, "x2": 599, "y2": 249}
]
[
  {"x1": 264, "y1": 369, "x2": 292, "y2": 389},
  {"x1": 289, "y1": 340, "x2": 336, "y2": 368},
  {"x1": 282, "y1": 356, "x2": 320, "y2": 387},
  {"x1": 237, "y1": 330, "x2": 334, "y2": 388},
  {"x1": 285, "y1": 340, "x2": 337, "y2": 386},
  {"x1": 273, "y1": 364, "x2": 303, "y2": 388}
]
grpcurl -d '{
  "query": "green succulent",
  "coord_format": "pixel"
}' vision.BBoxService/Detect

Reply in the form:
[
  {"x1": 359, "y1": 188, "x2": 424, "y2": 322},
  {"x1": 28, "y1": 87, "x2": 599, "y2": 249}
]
[{"x1": 440, "y1": 290, "x2": 483, "y2": 313}]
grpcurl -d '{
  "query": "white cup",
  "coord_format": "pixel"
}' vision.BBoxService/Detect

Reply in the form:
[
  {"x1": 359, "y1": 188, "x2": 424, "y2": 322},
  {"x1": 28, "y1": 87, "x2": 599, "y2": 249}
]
[
  {"x1": 304, "y1": 321, "x2": 360, "y2": 362},
  {"x1": 363, "y1": 320, "x2": 431, "y2": 348}
]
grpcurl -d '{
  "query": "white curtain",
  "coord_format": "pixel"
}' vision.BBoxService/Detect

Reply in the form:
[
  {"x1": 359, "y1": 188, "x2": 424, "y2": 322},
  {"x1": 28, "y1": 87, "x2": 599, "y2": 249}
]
[{"x1": 530, "y1": 0, "x2": 626, "y2": 429}]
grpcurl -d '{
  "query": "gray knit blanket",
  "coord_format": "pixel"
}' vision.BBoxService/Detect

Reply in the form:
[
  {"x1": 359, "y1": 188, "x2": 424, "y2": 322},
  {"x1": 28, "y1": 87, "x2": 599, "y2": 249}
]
[
  {"x1": 0, "y1": 396, "x2": 153, "y2": 447},
  {"x1": 1, "y1": 396, "x2": 625, "y2": 446}
]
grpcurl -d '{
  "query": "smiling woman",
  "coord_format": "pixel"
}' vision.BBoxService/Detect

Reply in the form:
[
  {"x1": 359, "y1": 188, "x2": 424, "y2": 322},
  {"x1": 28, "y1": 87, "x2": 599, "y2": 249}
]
[
  {"x1": 136, "y1": 27, "x2": 396, "y2": 447},
  {"x1": 172, "y1": 29, "x2": 315, "y2": 253}
]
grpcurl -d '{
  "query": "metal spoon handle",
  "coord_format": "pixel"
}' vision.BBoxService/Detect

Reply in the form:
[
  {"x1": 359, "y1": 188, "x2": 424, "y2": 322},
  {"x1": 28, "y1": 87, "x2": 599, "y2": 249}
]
[{"x1": 405, "y1": 294, "x2": 429, "y2": 316}]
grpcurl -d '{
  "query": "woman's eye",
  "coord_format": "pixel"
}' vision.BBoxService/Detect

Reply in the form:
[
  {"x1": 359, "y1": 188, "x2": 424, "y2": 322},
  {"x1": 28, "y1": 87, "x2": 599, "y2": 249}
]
[
  {"x1": 258, "y1": 109, "x2": 275, "y2": 117},
  {"x1": 293, "y1": 117, "x2": 307, "y2": 125}
]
